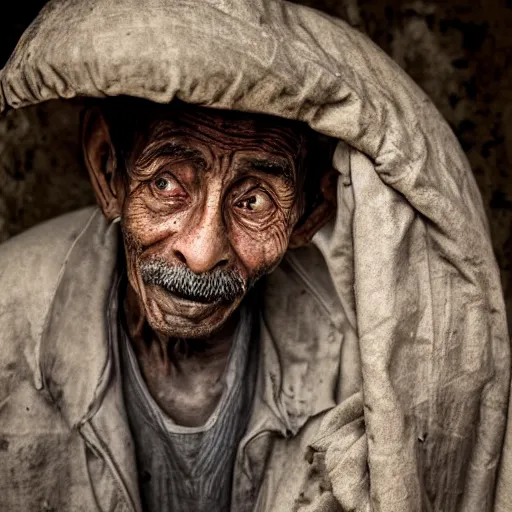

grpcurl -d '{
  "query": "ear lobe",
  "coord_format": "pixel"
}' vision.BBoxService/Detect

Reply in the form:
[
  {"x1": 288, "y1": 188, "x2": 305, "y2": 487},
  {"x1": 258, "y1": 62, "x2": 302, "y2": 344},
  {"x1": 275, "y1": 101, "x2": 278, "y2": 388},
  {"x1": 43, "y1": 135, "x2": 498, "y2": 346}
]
[
  {"x1": 81, "y1": 107, "x2": 121, "y2": 220},
  {"x1": 288, "y1": 167, "x2": 338, "y2": 249}
]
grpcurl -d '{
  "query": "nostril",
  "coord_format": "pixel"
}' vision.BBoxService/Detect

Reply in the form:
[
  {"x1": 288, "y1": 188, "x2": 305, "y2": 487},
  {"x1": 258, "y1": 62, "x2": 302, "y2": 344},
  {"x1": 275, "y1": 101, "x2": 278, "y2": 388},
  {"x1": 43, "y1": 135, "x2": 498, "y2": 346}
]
[
  {"x1": 174, "y1": 250, "x2": 187, "y2": 265},
  {"x1": 215, "y1": 258, "x2": 229, "y2": 269}
]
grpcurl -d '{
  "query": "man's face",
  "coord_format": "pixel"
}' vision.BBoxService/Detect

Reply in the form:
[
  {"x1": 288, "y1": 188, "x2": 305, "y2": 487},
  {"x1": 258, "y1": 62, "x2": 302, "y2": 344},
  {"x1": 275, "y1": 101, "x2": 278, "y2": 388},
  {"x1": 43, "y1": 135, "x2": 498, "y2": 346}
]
[{"x1": 115, "y1": 106, "x2": 305, "y2": 339}]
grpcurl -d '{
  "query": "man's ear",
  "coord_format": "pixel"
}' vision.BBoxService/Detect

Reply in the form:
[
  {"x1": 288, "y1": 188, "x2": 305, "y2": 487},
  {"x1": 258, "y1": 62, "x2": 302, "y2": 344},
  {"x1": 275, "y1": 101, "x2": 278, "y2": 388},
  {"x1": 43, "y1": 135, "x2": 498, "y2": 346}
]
[
  {"x1": 81, "y1": 107, "x2": 122, "y2": 220},
  {"x1": 289, "y1": 167, "x2": 338, "y2": 249}
]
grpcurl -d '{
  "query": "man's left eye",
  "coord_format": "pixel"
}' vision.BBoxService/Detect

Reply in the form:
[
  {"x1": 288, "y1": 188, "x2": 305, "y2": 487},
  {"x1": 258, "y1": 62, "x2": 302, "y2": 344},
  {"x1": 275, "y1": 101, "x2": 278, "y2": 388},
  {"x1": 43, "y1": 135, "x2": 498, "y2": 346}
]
[{"x1": 234, "y1": 190, "x2": 274, "y2": 213}]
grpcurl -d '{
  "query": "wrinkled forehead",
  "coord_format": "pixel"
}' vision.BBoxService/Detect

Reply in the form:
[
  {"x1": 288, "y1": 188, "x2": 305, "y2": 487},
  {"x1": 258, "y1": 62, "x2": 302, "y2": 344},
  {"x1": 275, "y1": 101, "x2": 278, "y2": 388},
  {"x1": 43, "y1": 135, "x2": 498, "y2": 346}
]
[
  {"x1": 156, "y1": 103, "x2": 307, "y2": 155},
  {"x1": 103, "y1": 98, "x2": 308, "y2": 162}
]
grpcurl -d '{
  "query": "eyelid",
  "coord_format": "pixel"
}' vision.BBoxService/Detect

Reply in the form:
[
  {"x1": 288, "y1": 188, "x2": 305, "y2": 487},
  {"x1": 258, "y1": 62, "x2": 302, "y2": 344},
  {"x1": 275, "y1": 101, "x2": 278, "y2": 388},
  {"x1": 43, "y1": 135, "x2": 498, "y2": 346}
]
[{"x1": 232, "y1": 183, "x2": 274, "y2": 204}]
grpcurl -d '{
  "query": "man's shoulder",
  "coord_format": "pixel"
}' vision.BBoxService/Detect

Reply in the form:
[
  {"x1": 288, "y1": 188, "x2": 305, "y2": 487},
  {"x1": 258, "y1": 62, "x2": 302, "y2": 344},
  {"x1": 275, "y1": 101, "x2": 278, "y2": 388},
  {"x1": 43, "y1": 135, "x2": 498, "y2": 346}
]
[
  {"x1": 0, "y1": 207, "x2": 101, "y2": 415},
  {"x1": 0, "y1": 206, "x2": 99, "y2": 334},
  {"x1": 0, "y1": 206, "x2": 98, "y2": 286}
]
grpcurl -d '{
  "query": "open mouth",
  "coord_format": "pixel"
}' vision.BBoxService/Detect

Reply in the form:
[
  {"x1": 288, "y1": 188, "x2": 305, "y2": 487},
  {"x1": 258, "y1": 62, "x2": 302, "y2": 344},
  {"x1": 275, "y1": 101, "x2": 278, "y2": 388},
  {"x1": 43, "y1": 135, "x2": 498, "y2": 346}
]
[{"x1": 165, "y1": 287, "x2": 223, "y2": 305}]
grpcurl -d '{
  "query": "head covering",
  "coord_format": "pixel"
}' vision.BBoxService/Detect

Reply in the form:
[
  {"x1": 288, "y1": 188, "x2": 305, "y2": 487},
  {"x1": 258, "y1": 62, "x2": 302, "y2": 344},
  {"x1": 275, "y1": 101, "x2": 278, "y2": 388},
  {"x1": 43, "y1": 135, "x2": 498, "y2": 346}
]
[{"x1": 1, "y1": 0, "x2": 509, "y2": 510}]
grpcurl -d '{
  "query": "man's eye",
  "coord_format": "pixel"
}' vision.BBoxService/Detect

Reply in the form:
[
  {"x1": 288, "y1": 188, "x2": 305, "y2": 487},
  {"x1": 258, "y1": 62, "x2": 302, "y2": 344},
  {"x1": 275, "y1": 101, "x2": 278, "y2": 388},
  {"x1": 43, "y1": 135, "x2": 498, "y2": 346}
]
[
  {"x1": 151, "y1": 174, "x2": 184, "y2": 196},
  {"x1": 234, "y1": 190, "x2": 274, "y2": 213}
]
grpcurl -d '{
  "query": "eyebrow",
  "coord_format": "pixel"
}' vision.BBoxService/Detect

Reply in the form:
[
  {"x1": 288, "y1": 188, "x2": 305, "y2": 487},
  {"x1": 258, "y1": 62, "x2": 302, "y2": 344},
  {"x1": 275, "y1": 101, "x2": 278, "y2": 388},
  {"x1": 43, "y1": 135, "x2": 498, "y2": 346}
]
[
  {"x1": 136, "y1": 140, "x2": 207, "y2": 170},
  {"x1": 239, "y1": 156, "x2": 295, "y2": 185}
]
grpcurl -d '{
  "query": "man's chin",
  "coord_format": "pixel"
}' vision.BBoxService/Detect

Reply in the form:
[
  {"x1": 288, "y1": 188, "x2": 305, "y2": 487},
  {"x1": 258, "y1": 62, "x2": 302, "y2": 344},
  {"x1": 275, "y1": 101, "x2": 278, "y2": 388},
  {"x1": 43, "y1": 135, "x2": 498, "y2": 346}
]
[{"x1": 144, "y1": 284, "x2": 240, "y2": 339}]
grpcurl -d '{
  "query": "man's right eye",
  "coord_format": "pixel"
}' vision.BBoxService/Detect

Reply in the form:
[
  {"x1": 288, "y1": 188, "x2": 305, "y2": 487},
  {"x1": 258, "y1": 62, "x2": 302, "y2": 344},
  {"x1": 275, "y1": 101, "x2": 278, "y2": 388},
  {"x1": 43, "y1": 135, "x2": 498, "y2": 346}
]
[{"x1": 151, "y1": 173, "x2": 186, "y2": 197}]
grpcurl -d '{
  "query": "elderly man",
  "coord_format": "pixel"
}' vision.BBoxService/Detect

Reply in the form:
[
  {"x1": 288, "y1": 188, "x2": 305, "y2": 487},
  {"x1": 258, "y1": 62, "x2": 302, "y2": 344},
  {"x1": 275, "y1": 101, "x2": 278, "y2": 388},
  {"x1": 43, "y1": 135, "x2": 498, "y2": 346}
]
[
  {"x1": 81, "y1": 97, "x2": 334, "y2": 512},
  {"x1": 0, "y1": 0, "x2": 510, "y2": 511}
]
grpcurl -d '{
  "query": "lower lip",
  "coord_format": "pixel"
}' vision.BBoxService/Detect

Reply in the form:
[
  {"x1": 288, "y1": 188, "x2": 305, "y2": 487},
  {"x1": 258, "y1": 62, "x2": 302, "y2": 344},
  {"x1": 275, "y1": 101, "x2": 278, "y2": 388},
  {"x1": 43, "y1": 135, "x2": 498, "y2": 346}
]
[{"x1": 148, "y1": 285, "x2": 222, "y2": 316}]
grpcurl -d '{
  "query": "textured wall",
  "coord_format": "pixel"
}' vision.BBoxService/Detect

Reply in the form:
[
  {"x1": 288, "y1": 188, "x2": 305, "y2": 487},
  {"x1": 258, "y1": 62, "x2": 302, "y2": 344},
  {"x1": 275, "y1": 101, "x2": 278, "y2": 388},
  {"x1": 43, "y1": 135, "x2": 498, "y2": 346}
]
[{"x1": 1, "y1": 0, "x2": 511, "y2": 322}]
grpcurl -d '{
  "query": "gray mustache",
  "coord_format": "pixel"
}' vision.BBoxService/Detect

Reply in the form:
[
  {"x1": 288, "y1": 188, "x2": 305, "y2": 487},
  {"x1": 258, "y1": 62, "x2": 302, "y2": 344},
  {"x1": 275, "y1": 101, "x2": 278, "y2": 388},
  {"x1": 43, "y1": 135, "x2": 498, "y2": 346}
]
[{"x1": 140, "y1": 259, "x2": 246, "y2": 304}]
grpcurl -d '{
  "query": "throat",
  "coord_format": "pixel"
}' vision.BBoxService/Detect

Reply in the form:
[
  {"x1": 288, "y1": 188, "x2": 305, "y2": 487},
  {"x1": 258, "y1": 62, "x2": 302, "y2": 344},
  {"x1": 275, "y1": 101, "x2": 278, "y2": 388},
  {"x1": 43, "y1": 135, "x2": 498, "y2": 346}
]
[{"x1": 122, "y1": 283, "x2": 240, "y2": 427}]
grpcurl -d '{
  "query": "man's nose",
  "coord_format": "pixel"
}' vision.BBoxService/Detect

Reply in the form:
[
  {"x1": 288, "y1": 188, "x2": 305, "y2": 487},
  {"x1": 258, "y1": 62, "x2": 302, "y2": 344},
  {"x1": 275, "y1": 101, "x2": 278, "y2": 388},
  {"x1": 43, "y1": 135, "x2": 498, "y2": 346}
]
[{"x1": 172, "y1": 203, "x2": 230, "y2": 274}]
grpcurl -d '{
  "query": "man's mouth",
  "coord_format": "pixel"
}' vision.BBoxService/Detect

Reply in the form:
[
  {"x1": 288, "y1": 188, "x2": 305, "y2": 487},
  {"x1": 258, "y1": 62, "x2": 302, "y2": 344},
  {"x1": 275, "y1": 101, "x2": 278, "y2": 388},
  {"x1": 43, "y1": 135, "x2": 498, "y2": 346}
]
[
  {"x1": 162, "y1": 286, "x2": 223, "y2": 305},
  {"x1": 146, "y1": 284, "x2": 229, "y2": 324}
]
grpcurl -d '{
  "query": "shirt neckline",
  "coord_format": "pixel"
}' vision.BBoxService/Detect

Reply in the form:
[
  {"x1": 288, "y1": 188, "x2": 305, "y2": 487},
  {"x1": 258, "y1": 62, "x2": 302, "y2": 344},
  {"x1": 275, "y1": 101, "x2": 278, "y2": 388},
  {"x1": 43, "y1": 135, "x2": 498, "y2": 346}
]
[{"x1": 119, "y1": 290, "x2": 253, "y2": 436}]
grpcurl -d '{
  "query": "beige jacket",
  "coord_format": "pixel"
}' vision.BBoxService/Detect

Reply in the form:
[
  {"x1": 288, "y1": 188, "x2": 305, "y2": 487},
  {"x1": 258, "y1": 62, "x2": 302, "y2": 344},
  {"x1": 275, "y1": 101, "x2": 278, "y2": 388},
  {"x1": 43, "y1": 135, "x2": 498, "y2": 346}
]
[
  {"x1": 0, "y1": 205, "x2": 359, "y2": 512},
  {"x1": 0, "y1": 0, "x2": 510, "y2": 511}
]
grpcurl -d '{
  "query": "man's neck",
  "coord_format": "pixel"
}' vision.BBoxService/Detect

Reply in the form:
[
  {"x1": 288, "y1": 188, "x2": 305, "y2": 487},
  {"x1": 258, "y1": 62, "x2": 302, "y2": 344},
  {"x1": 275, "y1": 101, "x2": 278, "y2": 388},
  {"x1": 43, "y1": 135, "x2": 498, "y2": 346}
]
[{"x1": 122, "y1": 282, "x2": 239, "y2": 427}]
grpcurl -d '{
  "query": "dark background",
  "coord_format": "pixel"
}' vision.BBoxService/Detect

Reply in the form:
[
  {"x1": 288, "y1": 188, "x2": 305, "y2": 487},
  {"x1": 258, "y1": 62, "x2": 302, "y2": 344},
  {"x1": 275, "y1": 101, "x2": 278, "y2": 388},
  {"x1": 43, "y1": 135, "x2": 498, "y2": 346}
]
[{"x1": 1, "y1": 0, "x2": 511, "y2": 323}]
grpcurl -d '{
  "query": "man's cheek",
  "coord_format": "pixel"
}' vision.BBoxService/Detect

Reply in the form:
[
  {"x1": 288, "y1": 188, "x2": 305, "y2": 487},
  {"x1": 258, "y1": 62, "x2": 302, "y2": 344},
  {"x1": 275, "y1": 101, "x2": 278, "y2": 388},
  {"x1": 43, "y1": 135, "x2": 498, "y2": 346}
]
[
  {"x1": 231, "y1": 226, "x2": 289, "y2": 278},
  {"x1": 122, "y1": 200, "x2": 183, "y2": 248}
]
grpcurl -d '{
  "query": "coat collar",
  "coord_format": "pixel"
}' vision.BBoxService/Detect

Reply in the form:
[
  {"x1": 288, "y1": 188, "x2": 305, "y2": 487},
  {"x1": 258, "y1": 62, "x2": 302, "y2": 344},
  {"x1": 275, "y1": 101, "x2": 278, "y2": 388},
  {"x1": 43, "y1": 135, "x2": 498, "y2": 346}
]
[{"x1": 40, "y1": 208, "x2": 119, "y2": 427}]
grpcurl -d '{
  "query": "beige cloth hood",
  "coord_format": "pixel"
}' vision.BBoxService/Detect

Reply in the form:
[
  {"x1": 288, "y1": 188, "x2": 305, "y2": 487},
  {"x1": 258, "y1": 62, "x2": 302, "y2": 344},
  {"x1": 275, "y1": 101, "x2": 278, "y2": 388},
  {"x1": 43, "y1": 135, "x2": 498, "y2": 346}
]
[{"x1": 1, "y1": 0, "x2": 510, "y2": 510}]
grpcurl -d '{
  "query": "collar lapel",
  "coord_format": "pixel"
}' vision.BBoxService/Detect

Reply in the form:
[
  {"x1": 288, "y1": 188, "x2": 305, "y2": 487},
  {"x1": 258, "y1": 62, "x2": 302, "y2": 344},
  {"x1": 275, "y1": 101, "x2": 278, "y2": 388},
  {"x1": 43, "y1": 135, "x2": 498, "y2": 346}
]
[
  {"x1": 39, "y1": 208, "x2": 141, "y2": 511},
  {"x1": 248, "y1": 247, "x2": 346, "y2": 439},
  {"x1": 40, "y1": 208, "x2": 118, "y2": 427}
]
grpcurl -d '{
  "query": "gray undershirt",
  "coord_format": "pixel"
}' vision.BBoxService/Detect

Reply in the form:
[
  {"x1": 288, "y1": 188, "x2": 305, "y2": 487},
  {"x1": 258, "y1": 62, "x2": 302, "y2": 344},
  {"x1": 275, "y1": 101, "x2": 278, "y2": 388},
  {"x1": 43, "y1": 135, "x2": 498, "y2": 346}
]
[{"x1": 119, "y1": 300, "x2": 257, "y2": 512}]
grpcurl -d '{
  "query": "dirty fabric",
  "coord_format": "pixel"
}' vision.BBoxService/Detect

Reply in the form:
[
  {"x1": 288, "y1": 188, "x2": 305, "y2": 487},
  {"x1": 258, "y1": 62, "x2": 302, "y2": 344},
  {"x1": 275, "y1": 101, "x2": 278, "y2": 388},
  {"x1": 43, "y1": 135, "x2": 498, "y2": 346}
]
[{"x1": 0, "y1": 0, "x2": 510, "y2": 511}]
